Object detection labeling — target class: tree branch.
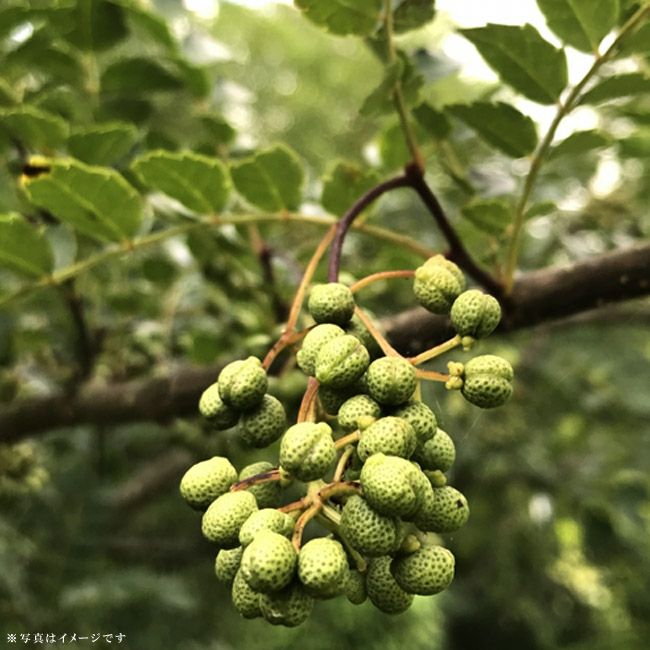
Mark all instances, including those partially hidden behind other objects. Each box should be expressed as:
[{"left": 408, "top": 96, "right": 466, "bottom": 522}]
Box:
[{"left": 2, "top": 243, "right": 649, "bottom": 441}]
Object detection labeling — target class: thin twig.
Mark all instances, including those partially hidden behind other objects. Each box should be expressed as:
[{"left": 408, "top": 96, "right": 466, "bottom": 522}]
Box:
[
  {"left": 409, "top": 334, "right": 462, "bottom": 366},
  {"left": 333, "top": 446, "right": 355, "bottom": 482},
  {"left": 297, "top": 377, "right": 319, "bottom": 423},
  {"left": 229, "top": 469, "right": 281, "bottom": 492},
  {"left": 404, "top": 163, "right": 505, "bottom": 298},
  {"left": 327, "top": 174, "right": 411, "bottom": 282},
  {"left": 415, "top": 369, "right": 450, "bottom": 383},
  {"left": 334, "top": 431, "right": 361, "bottom": 451},
  {"left": 292, "top": 501, "right": 322, "bottom": 551}
]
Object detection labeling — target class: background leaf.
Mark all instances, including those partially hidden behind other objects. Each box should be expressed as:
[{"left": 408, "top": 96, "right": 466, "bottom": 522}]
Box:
[
  {"left": 549, "top": 130, "right": 611, "bottom": 159},
  {"left": 360, "top": 55, "right": 422, "bottom": 116},
  {"left": 100, "top": 57, "right": 183, "bottom": 95},
  {"left": 294, "top": 0, "right": 383, "bottom": 36},
  {"left": 461, "top": 24, "right": 568, "bottom": 104},
  {"left": 393, "top": 0, "right": 436, "bottom": 34},
  {"left": 413, "top": 102, "right": 451, "bottom": 139},
  {"left": 68, "top": 123, "right": 139, "bottom": 166},
  {"left": 0, "top": 213, "right": 53, "bottom": 278},
  {"left": 133, "top": 150, "right": 230, "bottom": 214},
  {"left": 321, "top": 161, "right": 381, "bottom": 215},
  {"left": 447, "top": 102, "right": 538, "bottom": 157},
  {"left": 0, "top": 106, "right": 68, "bottom": 150},
  {"left": 461, "top": 198, "right": 512, "bottom": 235},
  {"left": 231, "top": 144, "right": 304, "bottom": 212},
  {"left": 579, "top": 73, "right": 650, "bottom": 104},
  {"left": 537, "top": 0, "right": 620, "bottom": 52},
  {"left": 24, "top": 159, "right": 143, "bottom": 243}
]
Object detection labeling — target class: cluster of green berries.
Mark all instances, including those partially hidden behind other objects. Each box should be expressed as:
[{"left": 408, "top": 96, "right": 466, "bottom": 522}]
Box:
[{"left": 180, "top": 257, "right": 513, "bottom": 626}]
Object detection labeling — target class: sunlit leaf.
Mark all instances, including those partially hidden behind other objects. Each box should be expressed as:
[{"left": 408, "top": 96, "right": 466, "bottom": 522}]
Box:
[
  {"left": 294, "top": 0, "right": 383, "bottom": 36},
  {"left": 133, "top": 150, "right": 230, "bottom": 213},
  {"left": 68, "top": 123, "right": 139, "bottom": 166},
  {"left": 548, "top": 130, "right": 611, "bottom": 159},
  {"left": 24, "top": 159, "right": 143, "bottom": 243},
  {"left": 231, "top": 144, "right": 304, "bottom": 212},
  {"left": 537, "top": 0, "right": 619, "bottom": 52},
  {"left": 0, "top": 105, "right": 68, "bottom": 150},
  {"left": 0, "top": 213, "right": 53, "bottom": 277},
  {"left": 447, "top": 102, "right": 538, "bottom": 157},
  {"left": 461, "top": 24, "right": 568, "bottom": 104}
]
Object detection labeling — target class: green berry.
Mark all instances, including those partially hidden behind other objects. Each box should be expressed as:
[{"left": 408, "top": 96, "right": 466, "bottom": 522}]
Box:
[
  {"left": 241, "top": 530, "right": 297, "bottom": 593},
  {"left": 232, "top": 569, "right": 262, "bottom": 619},
  {"left": 201, "top": 491, "right": 258, "bottom": 548},
  {"left": 391, "top": 400, "right": 437, "bottom": 444},
  {"left": 298, "top": 538, "right": 350, "bottom": 598},
  {"left": 218, "top": 356, "right": 268, "bottom": 410},
  {"left": 180, "top": 456, "right": 237, "bottom": 510},
  {"left": 338, "top": 394, "right": 381, "bottom": 433},
  {"left": 308, "top": 282, "right": 355, "bottom": 326},
  {"left": 344, "top": 570, "right": 367, "bottom": 605},
  {"left": 391, "top": 546, "right": 455, "bottom": 595},
  {"left": 415, "top": 485, "right": 470, "bottom": 533},
  {"left": 424, "top": 469, "right": 448, "bottom": 487},
  {"left": 296, "top": 324, "right": 345, "bottom": 376},
  {"left": 198, "top": 382, "right": 239, "bottom": 429},
  {"left": 357, "top": 416, "right": 417, "bottom": 461},
  {"left": 366, "top": 357, "right": 416, "bottom": 406},
  {"left": 360, "top": 454, "right": 425, "bottom": 518},
  {"left": 258, "top": 582, "right": 314, "bottom": 627},
  {"left": 413, "top": 255, "right": 465, "bottom": 314},
  {"left": 215, "top": 546, "right": 243, "bottom": 584},
  {"left": 366, "top": 556, "right": 414, "bottom": 614},
  {"left": 239, "top": 509, "right": 295, "bottom": 546},
  {"left": 340, "top": 495, "right": 400, "bottom": 556},
  {"left": 239, "top": 395, "right": 286, "bottom": 448},
  {"left": 238, "top": 462, "right": 281, "bottom": 508},
  {"left": 450, "top": 289, "right": 501, "bottom": 339},
  {"left": 413, "top": 428, "right": 456, "bottom": 471},
  {"left": 279, "top": 422, "right": 336, "bottom": 482},
  {"left": 318, "top": 377, "right": 367, "bottom": 415},
  {"left": 315, "top": 335, "right": 370, "bottom": 389},
  {"left": 461, "top": 355, "right": 513, "bottom": 409}
]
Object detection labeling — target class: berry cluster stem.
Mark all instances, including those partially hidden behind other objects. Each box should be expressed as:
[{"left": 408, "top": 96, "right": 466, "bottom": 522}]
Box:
[
  {"left": 297, "top": 378, "right": 319, "bottom": 423},
  {"left": 350, "top": 269, "right": 415, "bottom": 294},
  {"left": 333, "top": 445, "right": 356, "bottom": 482},
  {"left": 229, "top": 469, "right": 282, "bottom": 492},
  {"left": 416, "top": 369, "right": 450, "bottom": 383},
  {"left": 409, "top": 335, "right": 462, "bottom": 366},
  {"left": 353, "top": 306, "right": 401, "bottom": 357},
  {"left": 334, "top": 431, "right": 361, "bottom": 451}
]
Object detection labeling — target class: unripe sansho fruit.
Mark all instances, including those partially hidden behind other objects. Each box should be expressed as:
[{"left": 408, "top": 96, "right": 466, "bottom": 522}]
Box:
[
  {"left": 201, "top": 491, "right": 258, "bottom": 548},
  {"left": 357, "top": 416, "right": 417, "bottom": 461},
  {"left": 232, "top": 569, "right": 262, "bottom": 619},
  {"left": 279, "top": 422, "right": 336, "bottom": 482},
  {"left": 238, "top": 462, "right": 281, "bottom": 508},
  {"left": 298, "top": 538, "right": 350, "bottom": 598},
  {"left": 308, "top": 282, "right": 355, "bottom": 326},
  {"left": 315, "top": 335, "right": 370, "bottom": 389},
  {"left": 180, "top": 456, "right": 237, "bottom": 510},
  {"left": 450, "top": 289, "right": 501, "bottom": 339},
  {"left": 344, "top": 570, "right": 367, "bottom": 605},
  {"left": 340, "top": 495, "right": 400, "bottom": 556},
  {"left": 413, "top": 255, "right": 465, "bottom": 314},
  {"left": 239, "top": 508, "right": 295, "bottom": 546},
  {"left": 391, "top": 546, "right": 455, "bottom": 595},
  {"left": 360, "top": 454, "right": 424, "bottom": 518},
  {"left": 240, "top": 530, "right": 297, "bottom": 592},
  {"left": 239, "top": 394, "right": 286, "bottom": 447},
  {"left": 415, "top": 485, "right": 470, "bottom": 533},
  {"left": 366, "top": 356, "right": 416, "bottom": 406},
  {"left": 413, "top": 428, "right": 456, "bottom": 471},
  {"left": 199, "top": 382, "right": 239, "bottom": 429},
  {"left": 392, "top": 400, "right": 437, "bottom": 444},
  {"left": 215, "top": 546, "right": 243, "bottom": 584},
  {"left": 461, "top": 355, "right": 513, "bottom": 409},
  {"left": 218, "top": 356, "right": 268, "bottom": 410},
  {"left": 338, "top": 394, "right": 381, "bottom": 432},
  {"left": 258, "top": 583, "right": 314, "bottom": 627},
  {"left": 366, "top": 556, "right": 414, "bottom": 614},
  {"left": 296, "top": 324, "right": 345, "bottom": 376}
]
